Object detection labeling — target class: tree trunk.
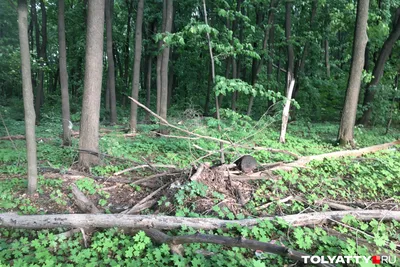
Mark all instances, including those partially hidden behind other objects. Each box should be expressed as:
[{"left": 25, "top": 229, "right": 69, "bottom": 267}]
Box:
[
  {"left": 292, "top": 0, "right": 317, "bottom": 99},
  {"left": 106, "top": 0, "right": 117, "bottom": 125},
  {"left": 123, "top": 0, "right": 133, "bottom": 96},
  {"left": 130, "top": 0, "right": 144, "bottom": 132},
  {"left": 279, "top": 0, "right": 295, "bottom": 144},
  {"left": 204, "top": 62, "right": 212, "bottom": 115},
  {"left": 338, "top": 0, "right": 369, "bottom": 147},
  {"left": 358, "top": 7, "right": 400, "bottom": 125},
  {"left": 78, "top": 0, "right": 105, "bottom": 169},
  {"left": 325, "top": 39, "right": 330, "bottom": 78},
  {"left": 145, "top": 55, "right": 152, "bottom": 122},
  {"left": 156, "top": 1, "right": 167, "bottom": 116},
  {"left": 247, "top": 0, "right": 278, "bottom": 116},
  {"left": 58, "top": 0, "right": 71, "bottom": 146},
  {"left": 18, "top": 0, "right": 38, "bottom": 194},
  {"left": 159, "top": 0, "right": 173, "bottom": 134},
  {"left": 34, "top": 0, "right": 47, "bottom": 124}
]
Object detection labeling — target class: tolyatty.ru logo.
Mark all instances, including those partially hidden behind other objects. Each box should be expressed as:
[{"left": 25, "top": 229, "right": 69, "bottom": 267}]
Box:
[{"left": 301, "top": 255, "right": 396, "bottom": 265}]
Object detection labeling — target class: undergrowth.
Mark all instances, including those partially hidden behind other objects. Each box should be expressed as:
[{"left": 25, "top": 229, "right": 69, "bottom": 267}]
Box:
[{"left": 0, "top": 115, "right": 399, "bottom": 266}]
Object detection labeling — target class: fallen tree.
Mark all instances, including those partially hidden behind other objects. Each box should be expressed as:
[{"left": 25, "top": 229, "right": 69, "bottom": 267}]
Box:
[
  {"left": 271, "top": 139, "right": 400, "bottom": 171},
  {"left": 1, "top": 210, "right": 398, "bottom": 230}
]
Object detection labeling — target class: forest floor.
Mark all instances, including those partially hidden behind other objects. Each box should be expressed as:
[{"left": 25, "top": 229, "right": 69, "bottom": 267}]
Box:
[{"left": 0, "top": 114, "right": 400, "bottom": 266}]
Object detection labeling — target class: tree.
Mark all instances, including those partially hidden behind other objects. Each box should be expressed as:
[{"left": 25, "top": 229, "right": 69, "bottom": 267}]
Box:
[
  {"left": 34, "top": 0, "right": 47, "bottom": 124},
  {"left": 159, "top": 0, "right": 173, "bottom": 133},
  {"left": 18, "top": 0, "right": 38, "bottom": 194},
  {"left": 58, "top": 0, "right": 71, "bottom": 146},
  {"left": 279, "top": 0, "right": 295, "bottom": 144},
  {"left": 358, "top": 7, "right": 400, "bottom": 125},
  {"left": 105, "top": 0, "right": 117, "bottom": 124},
  {"left": 79, "top": 0, "right": 105, "bottom": 169},
  {"left": 338, "top": 0, "right": 369, "bottom": 147},
  {"left": 130, "top": 0, "right": 144, "bottom": 132}
]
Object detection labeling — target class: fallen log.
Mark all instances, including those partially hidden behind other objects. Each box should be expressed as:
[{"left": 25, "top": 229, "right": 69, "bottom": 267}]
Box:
[
  {"left": 143, "top": 229, "right": 334, "bottom": 267},
  {"left": 271, "top": 139, "right": 400, "bottom": 171},
  {"left": 1, "top": 210, "right": 398, "bottom": 230}
]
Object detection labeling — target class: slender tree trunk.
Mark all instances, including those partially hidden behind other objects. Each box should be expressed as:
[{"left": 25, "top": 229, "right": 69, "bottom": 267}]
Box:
[
  {"left": 58, "top": 0, "right": 71, "bottom": 146},
  {"left": 105, "top": 77, "right": 110, "bottom": 111},
  {"left": 145, "top": 55, "right": 152, "bottom": 122},
  {"left": 292, "top": 0, "right": 317, "bottom": 99},
  {"left": 325, "top": 39, "right": 330, "bottom": 78},
  {"left": 79, "top": 0, "right": 105, "bottom": 169},
  {"left": 124, "top": 0, "right": 133, "bottom": 95},
  {"left": 358, "top": 7, "right": 400, "bottom": 125},
  {"left": 159, "top": 0, "right": 173, "bottom": 134},
  {"left": 130, "top": 0, "right": 144, "bottom": 132},
  {"left": 279, "top": 0, "right": 295, "bottom": 144},
  {"left": 18, "top": 0, "right": 38, "bottom": 194},
  {"left": 167, "top": 51, "right": 174, "bottom": 109},
  {"left": 247, "top": 0, "right": 278, "bottom": 115},
  {"left": 34, "top": 0, "right": 47, "bottom": 124},
  {"left": 338, "top": 0, "right": 369, "bottom": 147},
  {"left": 202, "top": 0, "right": 224, "bottom": 163},
  {"left": 204, "top": 62, "right": 212, "bottom": 115},
  {"left": 106, "top": 0, "right": 117, "bottom": 125},
  {"left": 156, "top": 1, "right": 167, "bottom": 116}
]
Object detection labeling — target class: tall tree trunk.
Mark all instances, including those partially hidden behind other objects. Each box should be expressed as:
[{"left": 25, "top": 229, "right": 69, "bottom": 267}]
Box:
[
  {"left": 124, "top": 0, "right": 133, "bottom": 97},
  {"left": 338, "top": 0, "right": 369, "bottom": 147},
  {"left": 79, "top": 0, "right": 105, "bottom": 169},
  {"left": 156, "top": 1, "right": 167, "bottom": 115},
  {"left": 204, "top": 62, "right": 212, "bottom": 115},
  {"left": 279, "top": 0, "right": 295, "bottom": 144},
  {"left": 167, "top": 50, "right": 174, "bottom": 109},
  {"left": 292, "top": 0, "right": 317, "bottom": 99},
  {"left": 34, "top": 0, "right": 47, "bottom": 124},
  {"left": 159, "top": 0, "right": 173, "bottom": 134},
  {"left": 202, "top": 0, "right": 224, "bottom": 163},
  {"left": 18, "top": 0, "right": 38, "bottom": 194},
  {"left": 106, "top": 0, "right": 117, "bottom": 124},
  {"left": 145, "top": 55, "right": 152, "bottom": 122},
  {"left": 130, "top": 0, "right": 144, "bottom": 132},
  {"left": 247, "top": 0, "right": 278, "bottom": 116},
  {"left": 58, "top": 0, "right": 71, "bottom": 146},
  {"left": 358, "top": 7, "right": 400, "bottom": 125},
  {"left": 324, "top": 39, "right": 330, "bottom": 78}
]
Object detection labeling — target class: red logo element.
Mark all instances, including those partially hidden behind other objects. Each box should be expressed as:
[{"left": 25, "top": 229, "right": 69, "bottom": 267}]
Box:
[{"left": 372, "top": 255, "right": 381, "bottom": 264}]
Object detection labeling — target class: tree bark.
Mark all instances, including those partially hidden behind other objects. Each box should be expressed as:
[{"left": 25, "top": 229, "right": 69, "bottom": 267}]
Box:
[
  {"left": 325, "top": 39, "right": 330, "bottom": 78},
  {"left": 292, "top": 0, "right": 317, "bottom": 99},
  {"left": 78, "top": 0, "right": 105, "bottom": 169},
  {"left": 106, "top": 0, "right": 117, "bottom": 125},
  {"left": 1, "top": 210, "right": 398, "bottom": 230},
  {"left": 34, "top": 0, "right": 47, "bottom": 124},
  {"left": 123, "top": 0, "right": 133, "bottom": 91},
  {"left": 58, "top": 0, "right": 71, "bottom": 146},
  {"left": 159, "top": 0, "right": 173, "bottom": 134},
  {"left": 18, "top": 0, "right": 38, "bottom": 194},
  {"left": 338, "top": 0, "right": 369, "bottom": 147},
  {"left": 279, "top": 80, "right": 295, "bottom": 143},
  {"left": 358, "top": 7, "right": 400, "bottom": 125},
  {"left": 247, "top": 0, "right": 278, "bottom": 115},
  {"left": 145, "top": 55, "right": 152, "bottom": 122},
  {"left": 129, "top": 0, "right": 144, "bottom": 132}
]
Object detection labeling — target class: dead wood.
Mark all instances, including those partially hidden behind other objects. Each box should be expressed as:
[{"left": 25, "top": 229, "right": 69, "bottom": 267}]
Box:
[
  {"left": 114, "top": 164, "right": 177, "bottom": 176},
  {"left": 1, "top": 210, "right": 399, "bottom": 230},
  {"left": 271, "top": 139, "right": 400, "bottom": 171},
  {"left": 142, "top": 229, "right": 333, "bottom": 267},
  {"left": 190, "top": 164, "right": 207, "bottom": 181},
  {"left": 71, "top": 184, "right": 101, "bottom": 214},
  {"left": 128, "top": 96, "right": 299, "bottom": 159},
  {"left": 123, "top": 182, "right": 172, "bottom": 214},
  {"left": 315, "top": 200, "right": 360, "bottom": 211}
]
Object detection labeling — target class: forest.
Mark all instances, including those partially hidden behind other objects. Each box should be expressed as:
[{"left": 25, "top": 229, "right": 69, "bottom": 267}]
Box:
[{"left": 0, "top": 0, "right": 400, "bottom": 266}]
